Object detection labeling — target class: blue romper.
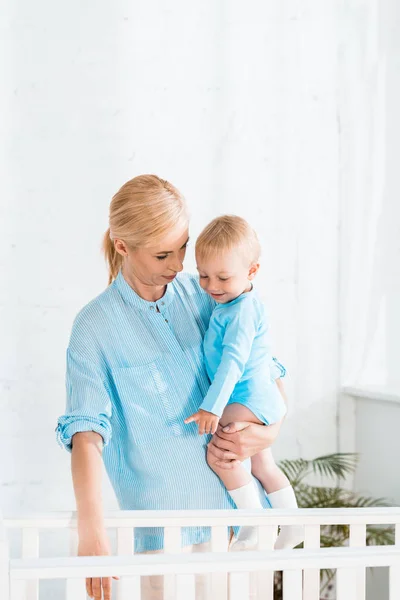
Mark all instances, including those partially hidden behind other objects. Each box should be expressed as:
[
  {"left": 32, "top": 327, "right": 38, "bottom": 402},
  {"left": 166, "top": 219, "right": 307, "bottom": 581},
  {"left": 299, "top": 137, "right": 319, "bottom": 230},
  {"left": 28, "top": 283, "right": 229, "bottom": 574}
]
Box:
[{"left": 200, "top": 288, "right": 287, "bottom": 425}]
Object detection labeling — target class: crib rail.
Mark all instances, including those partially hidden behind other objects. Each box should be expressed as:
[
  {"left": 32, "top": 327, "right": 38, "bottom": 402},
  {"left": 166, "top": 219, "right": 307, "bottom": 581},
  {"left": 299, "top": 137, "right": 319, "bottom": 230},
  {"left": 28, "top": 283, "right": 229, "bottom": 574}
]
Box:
[{"left": 1, "top": 508, "right": 400, "bottom": 600}]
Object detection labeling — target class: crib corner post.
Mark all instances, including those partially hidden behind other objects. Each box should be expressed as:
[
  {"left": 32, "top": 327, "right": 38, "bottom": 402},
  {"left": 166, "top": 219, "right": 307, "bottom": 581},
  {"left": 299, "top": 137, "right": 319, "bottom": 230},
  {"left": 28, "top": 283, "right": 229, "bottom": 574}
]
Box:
[{"left": 0, "top": 517, "right": 10, "bottom": 600}]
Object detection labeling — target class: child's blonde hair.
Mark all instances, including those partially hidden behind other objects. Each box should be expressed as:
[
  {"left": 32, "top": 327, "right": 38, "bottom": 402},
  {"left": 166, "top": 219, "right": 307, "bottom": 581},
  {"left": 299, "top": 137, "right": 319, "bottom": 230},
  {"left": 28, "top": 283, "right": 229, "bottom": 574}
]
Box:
[
  {"left": 102, "top": 174, "right": 188, "bottom": 284},
  {"left": 195, "top": 215, "right": 261, "bottom": 264}
]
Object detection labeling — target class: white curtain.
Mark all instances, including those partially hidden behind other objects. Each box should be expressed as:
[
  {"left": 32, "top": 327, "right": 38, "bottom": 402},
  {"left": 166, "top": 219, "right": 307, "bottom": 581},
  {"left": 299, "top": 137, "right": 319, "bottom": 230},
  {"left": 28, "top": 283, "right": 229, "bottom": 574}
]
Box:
[{"left": 339, "top": 0, "right": 400, "bottom": 394}]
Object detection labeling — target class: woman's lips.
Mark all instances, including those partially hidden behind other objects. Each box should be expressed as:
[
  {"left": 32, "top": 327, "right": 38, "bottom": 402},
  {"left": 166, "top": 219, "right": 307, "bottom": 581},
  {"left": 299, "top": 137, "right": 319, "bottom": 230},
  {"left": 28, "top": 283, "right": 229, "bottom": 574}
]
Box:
[{"left": 164, "top": 274, "right": 176, "bottom": 281}]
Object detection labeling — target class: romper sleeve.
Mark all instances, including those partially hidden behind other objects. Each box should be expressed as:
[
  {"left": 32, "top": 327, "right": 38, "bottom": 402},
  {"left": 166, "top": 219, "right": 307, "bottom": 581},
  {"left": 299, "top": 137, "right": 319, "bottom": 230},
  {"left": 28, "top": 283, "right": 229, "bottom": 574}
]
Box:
[
  {"left": 199, "top": 303, "right": 259, "bottom": 417},
  {"left": 56, "top": 347, "right": 112, "bottom": 453},
  {"left": 270, "top": 356, "right": 286, "bottom": 379}
]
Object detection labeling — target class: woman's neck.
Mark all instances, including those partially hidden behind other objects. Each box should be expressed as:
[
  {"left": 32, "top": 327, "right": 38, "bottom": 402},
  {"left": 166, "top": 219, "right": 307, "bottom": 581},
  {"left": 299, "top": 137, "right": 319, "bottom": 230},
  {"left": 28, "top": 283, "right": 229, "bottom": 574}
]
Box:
[{"left": 122, "top": 268, "right": 166, "bottom": 302}]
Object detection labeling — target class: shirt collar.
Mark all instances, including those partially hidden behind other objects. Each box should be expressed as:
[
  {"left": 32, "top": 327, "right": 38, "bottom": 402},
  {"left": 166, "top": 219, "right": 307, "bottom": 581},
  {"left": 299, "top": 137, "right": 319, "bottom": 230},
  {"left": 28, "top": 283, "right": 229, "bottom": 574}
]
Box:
[{"left": 113, "top": 270, "right": 175, "bottom": 311}]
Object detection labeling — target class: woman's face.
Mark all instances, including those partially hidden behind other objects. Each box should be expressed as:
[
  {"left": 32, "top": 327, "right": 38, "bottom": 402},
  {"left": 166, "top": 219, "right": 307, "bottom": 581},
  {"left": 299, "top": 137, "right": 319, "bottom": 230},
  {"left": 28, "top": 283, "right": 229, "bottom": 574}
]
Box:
[{"left": 116, "top": 227, "right": 190, "bottom": 288}]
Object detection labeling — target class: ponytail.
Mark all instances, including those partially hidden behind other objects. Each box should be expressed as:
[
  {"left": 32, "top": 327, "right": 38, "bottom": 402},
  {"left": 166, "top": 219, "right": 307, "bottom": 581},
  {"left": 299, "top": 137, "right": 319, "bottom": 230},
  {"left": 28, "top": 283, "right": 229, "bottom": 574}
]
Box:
[{"left": 102, "top": 228, "right": 122, "bottom": 285}]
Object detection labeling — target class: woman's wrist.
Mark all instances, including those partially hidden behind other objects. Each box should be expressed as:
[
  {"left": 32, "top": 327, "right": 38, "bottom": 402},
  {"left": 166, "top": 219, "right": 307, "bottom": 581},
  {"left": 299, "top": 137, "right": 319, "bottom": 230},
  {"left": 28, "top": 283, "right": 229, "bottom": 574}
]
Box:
[{"left": 77, "top": 510, "right": 105, "bottom": 537}]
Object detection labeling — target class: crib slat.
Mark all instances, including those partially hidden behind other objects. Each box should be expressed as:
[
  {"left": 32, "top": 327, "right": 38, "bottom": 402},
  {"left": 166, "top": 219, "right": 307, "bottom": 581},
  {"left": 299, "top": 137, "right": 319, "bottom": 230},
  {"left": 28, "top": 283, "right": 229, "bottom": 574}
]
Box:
[
  {"left": 303, "top": 524, "right": 320, "bottom": 600},
  {"left": 22, "top": 529, "right": 39, "bottom": 600},
  {"left": 67, "top": 529, "right": 87, "bottom": 599},
  {"left": 66, "top": 578, "right": 87, "bottom": 600},
  {"left": 25, "top": 576, "right": 38, "bottom": 598},
  {"left": 117, "top": 528, "right": 134, "bottom": 555},
  {"left": 164, "top": 526, "right": 181, "bottom": 552},
  {"left": 211, "top": 526, "right": 228, "bottom": 552},
  {"left": 117, "top": 528, "right": 135, "bottom": 600},
  {"left": 22, "top": 529, "right": 39, "bottom": 557},
  {"left": 283, "top": 569, "right": 302, "bottom": 600},
  {"left": 10, "top": 579, "right": 26, "bottom": 600},
  {"left": 349, "top": 523, "right": 366, "bottom": 600},
  {"left": 255, "top": 525, "right": 276, "bottom": 600},
  {"left": 229, "top": 572, "right": 250, "bottom": 600},
  {"left": 257, "top": 525, "right": 277, "bottom": 550},
  {"left": 163, "top": 527, "right": 181, "bottom": 600},
  {"left": 211, "top": 526, "right": 228, "bottom": 599},
  {"left": 118, "top": 576, "right": 141, "bottom": 600},
  {"left": 69, "top": 529, "right": 79, "bottom": 556},
  {"left": 390, "top": 525, "right": 400, "bottom": 600},
  {"left": 389, "top": 564, "right": 400, "bottom": 600},
  {"left": 337, "top": 568, "right": 357, "bottom": 600},
  {"left": 0, "top": 536, "right": 9, "bottom": 600},
  {"left": 176, "top": 573, "right": 195, "bottom": 600}
]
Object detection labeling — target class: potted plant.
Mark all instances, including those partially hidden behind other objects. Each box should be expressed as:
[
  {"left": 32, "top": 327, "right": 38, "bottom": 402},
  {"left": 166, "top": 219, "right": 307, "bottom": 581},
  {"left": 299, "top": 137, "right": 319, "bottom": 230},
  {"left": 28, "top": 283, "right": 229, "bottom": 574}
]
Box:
[{"left": 273, "top": 453, "right": 394, "bottom": 599}]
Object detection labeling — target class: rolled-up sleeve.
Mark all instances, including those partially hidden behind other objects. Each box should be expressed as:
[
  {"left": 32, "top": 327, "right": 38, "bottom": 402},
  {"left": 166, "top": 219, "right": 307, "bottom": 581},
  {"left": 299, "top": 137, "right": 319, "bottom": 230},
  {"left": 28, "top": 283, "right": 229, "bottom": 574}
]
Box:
[{"left": 56, "top": 348, "right": 112, "bottom": 453}]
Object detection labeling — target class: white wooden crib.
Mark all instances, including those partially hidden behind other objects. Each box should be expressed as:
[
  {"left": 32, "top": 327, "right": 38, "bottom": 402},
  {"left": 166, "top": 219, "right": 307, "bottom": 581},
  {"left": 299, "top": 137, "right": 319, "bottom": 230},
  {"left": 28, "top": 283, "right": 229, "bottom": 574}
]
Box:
[{"left": 1, "top": 508, "right": 400, "bottom": 599}]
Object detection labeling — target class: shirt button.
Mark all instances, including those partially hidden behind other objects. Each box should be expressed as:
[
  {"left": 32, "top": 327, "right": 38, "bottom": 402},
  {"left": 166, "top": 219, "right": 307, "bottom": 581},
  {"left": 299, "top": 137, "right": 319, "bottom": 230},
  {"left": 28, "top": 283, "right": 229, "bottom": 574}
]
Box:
[
  {"left": 165, "top": 319, "right": 169, "bottom": 323},
  {"left": 149, "top": 306, "right": 155, "bottom": 310},
  {"left": 161, "top": 302, "right": 165, "bottom": 306}
]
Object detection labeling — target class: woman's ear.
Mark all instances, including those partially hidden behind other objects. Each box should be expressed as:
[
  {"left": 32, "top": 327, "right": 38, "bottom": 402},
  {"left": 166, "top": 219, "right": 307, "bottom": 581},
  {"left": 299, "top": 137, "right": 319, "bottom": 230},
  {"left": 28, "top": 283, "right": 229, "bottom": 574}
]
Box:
[
  {"left": 114, "top": 238, "right": 129, "bottom": 257},
  {"left": 248, "top": 262, "right": 260, "bottom": 280}
]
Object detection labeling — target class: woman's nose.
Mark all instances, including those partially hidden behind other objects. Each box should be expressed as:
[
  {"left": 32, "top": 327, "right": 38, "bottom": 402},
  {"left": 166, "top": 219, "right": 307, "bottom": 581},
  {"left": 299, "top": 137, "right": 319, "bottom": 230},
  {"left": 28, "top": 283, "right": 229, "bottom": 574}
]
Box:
[{"left": 171, "top": 259, "right": 184, "bottom": 273}]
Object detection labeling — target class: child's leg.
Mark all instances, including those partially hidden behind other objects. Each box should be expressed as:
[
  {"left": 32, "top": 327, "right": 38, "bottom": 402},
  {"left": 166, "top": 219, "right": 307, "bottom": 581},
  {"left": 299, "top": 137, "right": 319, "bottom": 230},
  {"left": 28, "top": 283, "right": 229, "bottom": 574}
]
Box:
[
  {"left": 207, "top": 403, "right": 265, "bottom": 550},
  {"left": 251, "top": 449, "right": 304, "bottom": 549},
  {"left": 250, "top": 448, "right": 290, "bottom": 493}
]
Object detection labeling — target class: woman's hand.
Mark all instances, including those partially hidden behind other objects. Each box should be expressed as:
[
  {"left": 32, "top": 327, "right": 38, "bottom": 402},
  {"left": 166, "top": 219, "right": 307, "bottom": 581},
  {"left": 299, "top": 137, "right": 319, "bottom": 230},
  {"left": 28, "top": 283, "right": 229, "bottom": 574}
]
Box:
[
  {"left": 184, "top": 409, "right": 220, "bottom": 435},
  {"left": 78, "top": 526, "right": 119, "bottom": 600},
  {"left": 207, "top": 419, "right": 284, "bottom": 469},
  {"left": 207, "top": 377, "right": 288, "bottom": 468}
]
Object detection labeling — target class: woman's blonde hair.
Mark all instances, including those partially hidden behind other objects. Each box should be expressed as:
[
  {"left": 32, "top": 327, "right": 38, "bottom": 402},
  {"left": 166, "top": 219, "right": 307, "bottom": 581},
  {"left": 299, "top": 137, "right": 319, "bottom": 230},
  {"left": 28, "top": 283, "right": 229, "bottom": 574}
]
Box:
[
  {"left": 103, "top": 174, "right": 188, "bottom": 284},
  {"left": 195, "top": 215, "right": 261, "bottom": 264}
]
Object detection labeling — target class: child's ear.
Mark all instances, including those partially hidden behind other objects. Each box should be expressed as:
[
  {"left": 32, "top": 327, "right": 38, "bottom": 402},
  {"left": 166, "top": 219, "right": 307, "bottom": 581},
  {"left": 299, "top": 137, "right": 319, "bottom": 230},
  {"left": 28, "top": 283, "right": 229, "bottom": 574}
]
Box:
[{"left": 248, "top": 262, "right": 260, "bottom": 280}]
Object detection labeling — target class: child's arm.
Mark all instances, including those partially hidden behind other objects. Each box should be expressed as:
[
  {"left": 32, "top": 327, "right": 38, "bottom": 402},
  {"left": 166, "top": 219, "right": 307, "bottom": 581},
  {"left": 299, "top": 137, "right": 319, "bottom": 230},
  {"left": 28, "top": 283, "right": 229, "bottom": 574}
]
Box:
[
  {"left": 199, "top": 307, "right": 258, "bottom": 416},
  {"left": 185, "top": 307, "right": 257, "bottom": 434},
  {"left": 184, "top": 408, "right": 220, "bottom": 435},
  {"left": 185, "top": 303, "right": 259, "bottom": 436}
]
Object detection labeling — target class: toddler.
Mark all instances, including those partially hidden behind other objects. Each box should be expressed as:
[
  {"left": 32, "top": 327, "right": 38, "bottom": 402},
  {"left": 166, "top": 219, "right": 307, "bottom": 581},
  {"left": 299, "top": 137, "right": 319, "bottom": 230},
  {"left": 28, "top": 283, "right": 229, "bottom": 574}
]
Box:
[{"left": 185, "top": 215, "right": 303, "bottom": 550}]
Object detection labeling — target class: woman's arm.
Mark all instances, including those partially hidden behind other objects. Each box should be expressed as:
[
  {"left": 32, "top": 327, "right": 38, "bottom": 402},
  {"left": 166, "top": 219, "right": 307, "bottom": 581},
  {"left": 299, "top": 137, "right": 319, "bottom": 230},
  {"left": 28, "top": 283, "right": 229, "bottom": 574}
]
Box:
[
  {"left": 72, "top": 431, "right": 116, "bottom": 600},
  {"left": 71, "top": 431, "right": 105, "bottom": 535},
  {"left": 207, "top": 377, "right": 287, "bottom": 469}
]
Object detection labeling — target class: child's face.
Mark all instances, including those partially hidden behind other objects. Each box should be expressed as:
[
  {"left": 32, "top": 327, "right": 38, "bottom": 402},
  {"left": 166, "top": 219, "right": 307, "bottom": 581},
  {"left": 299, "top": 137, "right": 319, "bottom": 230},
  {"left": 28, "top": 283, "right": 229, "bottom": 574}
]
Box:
[{"left": 196, "top": 248, "right": 258, "bottom": 304}]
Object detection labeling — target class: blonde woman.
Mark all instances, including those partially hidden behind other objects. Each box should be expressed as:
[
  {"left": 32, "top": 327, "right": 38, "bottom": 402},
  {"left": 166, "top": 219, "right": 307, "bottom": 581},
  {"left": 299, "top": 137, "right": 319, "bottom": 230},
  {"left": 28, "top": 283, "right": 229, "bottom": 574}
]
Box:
[{"left": 56, "top": 175, "right": 287, "bottom": 600}]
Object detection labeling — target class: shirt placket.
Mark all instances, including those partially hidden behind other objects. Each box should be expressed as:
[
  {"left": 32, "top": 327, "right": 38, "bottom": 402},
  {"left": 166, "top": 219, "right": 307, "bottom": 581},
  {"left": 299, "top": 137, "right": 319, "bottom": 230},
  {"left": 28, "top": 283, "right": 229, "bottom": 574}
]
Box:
[{"left": 146, "top": 301, "right": 188, "bottom": 435}]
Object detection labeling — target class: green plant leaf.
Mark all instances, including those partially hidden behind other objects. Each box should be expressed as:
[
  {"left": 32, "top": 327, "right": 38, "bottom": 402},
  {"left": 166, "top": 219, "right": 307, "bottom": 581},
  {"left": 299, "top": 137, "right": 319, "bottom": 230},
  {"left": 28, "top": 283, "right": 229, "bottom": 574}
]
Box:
[
  {"left": 278, "top": 458, "right": 310, "bottom": 485},
  {"left": 309, "top": 453, "right": 358, "bottom": 479},
  {"left": 366, "top": 526, "right": 395, "bottom": 546},
  {"left": 279, "top": 453, "right": 358, "bottom": 486}
]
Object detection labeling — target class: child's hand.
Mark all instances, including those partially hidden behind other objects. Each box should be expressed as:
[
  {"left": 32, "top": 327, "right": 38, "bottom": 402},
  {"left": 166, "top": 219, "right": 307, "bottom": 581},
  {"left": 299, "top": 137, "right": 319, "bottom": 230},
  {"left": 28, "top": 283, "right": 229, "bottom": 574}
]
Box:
[{"left": 184, "top": 409, "right": 220, "bottom": 435}]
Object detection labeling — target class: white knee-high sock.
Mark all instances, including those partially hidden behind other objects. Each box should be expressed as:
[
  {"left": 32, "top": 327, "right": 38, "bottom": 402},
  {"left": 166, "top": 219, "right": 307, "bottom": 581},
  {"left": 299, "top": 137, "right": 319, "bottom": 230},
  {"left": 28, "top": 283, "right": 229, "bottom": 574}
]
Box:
[
  {"left": 228, "top": 482, "right": 263, "bottom": 550},
  {"left": 268, "top": 486, "right": 304, "bottom": 549},
  {"left": 228, "top": 481, "right": 264, "bottom": 509}
]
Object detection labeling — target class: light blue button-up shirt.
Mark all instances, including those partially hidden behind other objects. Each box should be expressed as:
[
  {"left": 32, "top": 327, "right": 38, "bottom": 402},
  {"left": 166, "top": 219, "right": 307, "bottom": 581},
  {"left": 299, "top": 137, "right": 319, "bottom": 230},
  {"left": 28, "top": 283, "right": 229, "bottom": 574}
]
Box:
[
  {"left": 56, "top": 271, "right": 286, "bottom": 552},
  {"left": 200, "top": 288, "right": 287, "bottom": 424}
]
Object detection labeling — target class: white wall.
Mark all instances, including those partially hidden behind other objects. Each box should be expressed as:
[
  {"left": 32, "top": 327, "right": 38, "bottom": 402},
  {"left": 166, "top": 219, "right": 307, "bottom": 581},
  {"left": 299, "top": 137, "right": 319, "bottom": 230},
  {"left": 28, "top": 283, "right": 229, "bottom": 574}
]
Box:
[{"left": 1, "top": 0, "right": 340, "bottom": 527}]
